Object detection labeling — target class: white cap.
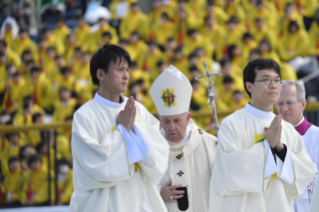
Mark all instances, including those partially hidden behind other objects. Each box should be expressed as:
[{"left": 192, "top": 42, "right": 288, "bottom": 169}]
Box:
[{"left": 150, "top": 65, "right": 193, "bottom": 116}]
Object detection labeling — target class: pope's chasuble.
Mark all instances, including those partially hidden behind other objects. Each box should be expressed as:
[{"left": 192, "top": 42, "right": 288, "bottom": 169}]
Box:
[
  {"left": 159, "top": 122, "right": 217, "bottom": 212},
  {"left": 208, "top": 103, "right": 317, "bottom": 212},
  {"left": 69, "top": 93, "right": 169, "bottom": 212},
  {"left": 293, "top": 117, "right": 319, "bottom": 212}
]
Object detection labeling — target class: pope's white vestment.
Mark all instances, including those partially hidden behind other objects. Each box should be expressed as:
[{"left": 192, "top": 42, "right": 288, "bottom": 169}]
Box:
[
  {"left": 69, "top": 93, "right": 169, "bottom": 212},
  {"left": 159, "top": 122, "right": 217, "bottom": 212},
  {"left": 208, "top": 103, "right": 318, "bottom": 212}
]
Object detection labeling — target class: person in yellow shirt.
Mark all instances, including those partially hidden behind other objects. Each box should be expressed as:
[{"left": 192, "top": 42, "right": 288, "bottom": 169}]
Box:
[
  {"left": 277, "top": 3, "right": 305, "bottom": 38},
  {"left": 68, "top": 47, "right": 82, "bottom": 71},
  {"left": 64, "top": 33, "right": 78, "bottom": 63},
  {"left": 120, "top": 3, "right": 149, "bottom": 40},
  {"left": 184, "top": 29, "right": 213, "bottom": 59},
  {"left": 172, "top": 47, "right": 190, "bottom": 78},
  {"left": 129, "top": 61, "right": 151, "bottom": 89},
  {"left": 22, "top": 67, "right": 53, "bottom": 111},
  {"left": 12, "top": 28, "right": 38, "bottom": 59},
  {"left": 230, "top": 89, "right": 248, "bottom": 110},
  {"left": 42, "top": 46, "right": 58, "bottom": 83},
  {"left": 19, "top": 50, "right": 33, "bottom": 77},
  {"left": 35, "top": 140, "right": 55, "bottom": 172},
  {"left": 279, "top": 20, "right": 310, "bottom": 61},
  {"left": 205, "top": 3, "right": 229, "bottom": 26},
  {"left": 91, "top": 18, "right": 118, "bottom": 46},
  {"left": 26, "top": 154, "right": 51, "bottom": 205},
  {"left": 228, "top": 44, "right": 246, "bottom": 70},
  {"left": 53, "top": 88, "right": 77, "bottom": 124},
  {"left": 251, "top": 17, "right": 277, "bottom": 51},
  {"left": 224, "top": 0, "right": 247, "bottom": 26},
  {"left": 1, "top": 157, "right": 28, "bottom": 207},
  {"left": 148, "top": 0, "right": 166, "bottom": 27},
  {"left": 239, "top": 32, "right": 258, "bottom": 60},
  {"left": 75, "top": 16, "right": 91, "bottom": 45},
  {"left": 187, "top": 0, "right": 207, "bottom": 27},
  {"left": 151, "top": 12, "right": 176, "bottom": 48},
  {"left": 224, "top": 16, "right": 246, "bottom": 48},
  {"left": 57, "top": 158, "right": 73, "bottom": 205},
  {"left": 19, "top": 144, "right": 36, "bottom": 171},
  {"left": 36, "top": 37, "right": 47, "bottom": 65},
  {"left": 2, "top": 72, "right": 25, "bottom": 113},
  {"left": 77, "top": 51, "right": 91, "bottom": 80},
  {"left": 13, "top": 101, "right": 34, "bottom": 126},
  {"left": 126, "top": 32, "right": 148, "bottom": 68},
  {"left": 41, "top": 27, "right": 65, "bottom": 55},
  {"left": 219, "top": 76, "right": 240, "bottom": 107},
  {"left": 0, "top": 40, "right": 21, "bottom": 68},
  {"left": 0, "top": 51, "right": 7, "bottom": 96},
  {"left": 199, "top": 15, "right": 226, "bottom": 61},
  {"left": 1, "top": 133, "right": 21, "bottom": 175},
  {"left": 308, "top": 12, "right": 319, "bottom": 56},
  {"left": 163, "top": 38, "right": 178, "bottom": 64},
  {"left": 150, "top": 60, "right": 167, "bottom": 83},
  {"left": 296, "top": 0, "right": 317, "bottom": 30},
  {"left": 142, "top": 41, "right": 163, "bottom": 72},
  {"left": 53, "top": 16, "right": 71, "bottom": 45},
  {"left": 248, "top": 0, "right": 278, "bottom": 32}
]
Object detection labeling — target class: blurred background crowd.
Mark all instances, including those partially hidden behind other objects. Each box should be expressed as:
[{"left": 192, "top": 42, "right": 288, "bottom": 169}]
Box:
[{"left": 0, "top": 0, "right": 319, "bottom": 208}]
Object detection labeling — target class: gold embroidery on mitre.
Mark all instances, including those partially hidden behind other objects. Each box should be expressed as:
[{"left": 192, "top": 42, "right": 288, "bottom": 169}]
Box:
[
  {"left": 252, "top": 134, "right": 265, "bottom": 146},
  {"left": 161, "top": 88, "right": 177, "bottom": 108}
]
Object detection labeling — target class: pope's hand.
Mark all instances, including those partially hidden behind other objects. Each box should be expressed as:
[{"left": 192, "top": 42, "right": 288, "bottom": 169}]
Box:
[
  {"left": 264, "top": 115, "right": 282, "bottom": 148},
  {"left": 117, "top": 96, "right": 136, "bottom": 131},
  {"left": 160, "top": 181, "right": 184, "bottom": 202}
]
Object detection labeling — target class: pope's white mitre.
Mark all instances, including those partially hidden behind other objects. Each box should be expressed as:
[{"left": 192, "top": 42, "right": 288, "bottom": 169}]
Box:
[{"left": 150, "top": 65, "right": 193, "bottom": 116}]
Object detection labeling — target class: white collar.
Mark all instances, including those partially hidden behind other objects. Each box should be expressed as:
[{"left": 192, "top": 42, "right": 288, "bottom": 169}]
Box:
[
  {"left": 93, "top": 93, "right": 126, "bottom": 109},
  {"left": 164, "top": 123, "right": 192, "bottom": 146},
  {"left": 242, "top": 103, "right": 274, "bottom": 121},
  {"left": 294, "top": 117, "right": 304, "bottom": 127}
]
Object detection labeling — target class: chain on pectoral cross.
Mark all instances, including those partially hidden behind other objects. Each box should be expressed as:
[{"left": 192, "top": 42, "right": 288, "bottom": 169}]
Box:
[{"left": 195, "top": 61, "right": 222, "bottom": 134}]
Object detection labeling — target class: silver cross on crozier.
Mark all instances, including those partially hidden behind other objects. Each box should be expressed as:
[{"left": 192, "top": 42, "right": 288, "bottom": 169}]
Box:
[{"left": 195, "top": 61, "right": 222, "bottom": 135}]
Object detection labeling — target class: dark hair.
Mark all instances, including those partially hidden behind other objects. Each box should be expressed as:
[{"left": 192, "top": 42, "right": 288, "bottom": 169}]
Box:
[
  {"left": 220, "top": 57, "right": 231, "bottom": 68},
  {"left": 190, "top": 79, "right": 199, "bottom": 85},
  {"left": 41, "top": 27, "right": 51, "bottom": 35},
  {"left": 102, "top": 32, "right": 112, "bottom": 38},
  {"left": 22, "top": 49, "right": 32, "bottom": 56},
  {"left": 46, "top": 46, "right": 56, "bottom": 53},
  {"left": 288, "top": 20, "right": 299, "bottom": 32},
  {"left": 161, "top": 12, "right": 169, "bottom": 20},
  {"left": 24, "top": 95, "right": 34, "bottom": 104},
  {"left": 188, "top": 53, "right": 198, "bottom": 61},
  {"left": 60, "top": 66, "right": 71, "bottom": 74},
  {"left": 233, "top": 90, "right": 242, "bottom": 96},
  {"left": 55, "top": 55, "right": 63, "bottom": 60},
  {"left": 0, "top": 40, "right": 7, "bottom": 47},
  {"left": 27, "top": 154, "right": 42, "bottom": 167},
  {"left": 249, "top": 49, "right": 261, "bottom": 58},
  {"left": 19, "top": 28, "right": 28, "bottom": 34},
  {"left": 0, "top": 109, "right": 9, "bottom": 116},
  {"left": 189, "top": 65, "right": 199, "bottom": 72},
  {"left": 37, "top": 37, "right": 45, "bottom": 43},
  {"left": 32, "top": 113, "right": 43, "bottom": 123},
  {"left": 228, "top": 45, "right": 238, "bottom": 60},
  {"left": 12, "top": 72, "right": 20, "bottom": 78},
  {"left": 19, "top": 144, "right": 34, "bottom": 159},
  {"left": 259, "top": 38, "right": 272, "bottom": 51},
  {"left": 223, "top": 76, "right": 234, "bottom": 84},
  {"left": 74, "top": 47, "right": 81, "bottom": 52},
  {"left": 0, "top": 51, "right": 5, "bottom": 57},
  {"left": 227, "top": 16, "right": 238, "bottom": 24},
  {"left": 57, "top": 158, "right": 70, "bottom": 167},
  {"left": 243, "top": 32, "right": 253, "bottom": 40},
  {"left": 30, "top": 67, "right": 41, "bottom": 74},
  {"left": 131, "top": 61, "right": 138, "bottom": 67},
  {"left": 36, "top": 140, "right": 47, "bottom": 153},
  {"left": 136, "top": 79, "right": 144, "bottom": 85},
  {"left": 56, "top": 16, "right": 66, "bottom": 23},
  {"left": 131, "top": 2, "right": 139, "bottom": 7},
  {"left": 187, "top": 29, "right": 197, "bottom": 36},
  {"left": 243, "top": 58, "right": 281, "bottom": 98},
  {"left": 157, "top": 60, "right": 164, "bottom": 67},
  {"left": 8, "top": 157, "right": 20, "bottom": 166},
  {"left": 119, "top": 39, "right": 129, "bottom": 45},
  {"left": 90, "top": 44, "right": 131, "bottom": 86}
]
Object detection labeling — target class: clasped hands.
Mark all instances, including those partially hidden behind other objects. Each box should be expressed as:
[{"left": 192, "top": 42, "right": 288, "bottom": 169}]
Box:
[{"left": 264, "top": 115, "right": 285, "bottom": 152}]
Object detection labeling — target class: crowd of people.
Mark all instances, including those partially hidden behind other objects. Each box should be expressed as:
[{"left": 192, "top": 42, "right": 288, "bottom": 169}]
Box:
[{"left": 0, "top": 0, "right": 319, "bottom": 208}]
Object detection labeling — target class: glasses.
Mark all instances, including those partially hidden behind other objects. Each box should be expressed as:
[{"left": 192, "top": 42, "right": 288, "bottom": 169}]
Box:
[
  {"left": 276, "top": 101, "right": 300, "bottom": 107},
  {"left": 254, "top": 79, "right": 282, "bottom": 85}
]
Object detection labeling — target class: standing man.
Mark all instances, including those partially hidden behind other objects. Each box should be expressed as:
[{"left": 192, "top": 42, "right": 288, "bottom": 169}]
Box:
[
  {"left": 150, "top": 65, "right": 217, "bottom": 212},
  {"left": 276, "top": 80, "right": 319, "bottom": 212},
  {"left": 208, "top": 58, "right": 317, "bottom": 212},
  {"left": 69, "top": 44, "right": 169, "bottom": 212}
]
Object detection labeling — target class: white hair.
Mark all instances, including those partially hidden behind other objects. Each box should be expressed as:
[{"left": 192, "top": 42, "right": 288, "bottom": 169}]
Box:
[{"left": 281, "top": 80, "right": 305, "bottom": 102}]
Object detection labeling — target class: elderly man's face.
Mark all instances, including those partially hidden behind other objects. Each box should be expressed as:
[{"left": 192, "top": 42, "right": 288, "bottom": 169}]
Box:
[
  {"left": 276, "top": 84, "right": 306, "bottom": 125},
  {"left": 160, "top": 113, "right": 191, "bottom": 142}
]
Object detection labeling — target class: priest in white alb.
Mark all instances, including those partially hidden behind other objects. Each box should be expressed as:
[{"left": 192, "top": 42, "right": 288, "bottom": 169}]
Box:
[
  {"left": 69, "top": 44, "right": 169, "bottom": 212},
  {"left": 208, "top": 58, "right": 317, "bottom": 212},
  {"left": 150, "top": 65, "right": 217, "bottom": 212},
  {"left": 276, "top": 80, "right": 319, "bottom": 212}
]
